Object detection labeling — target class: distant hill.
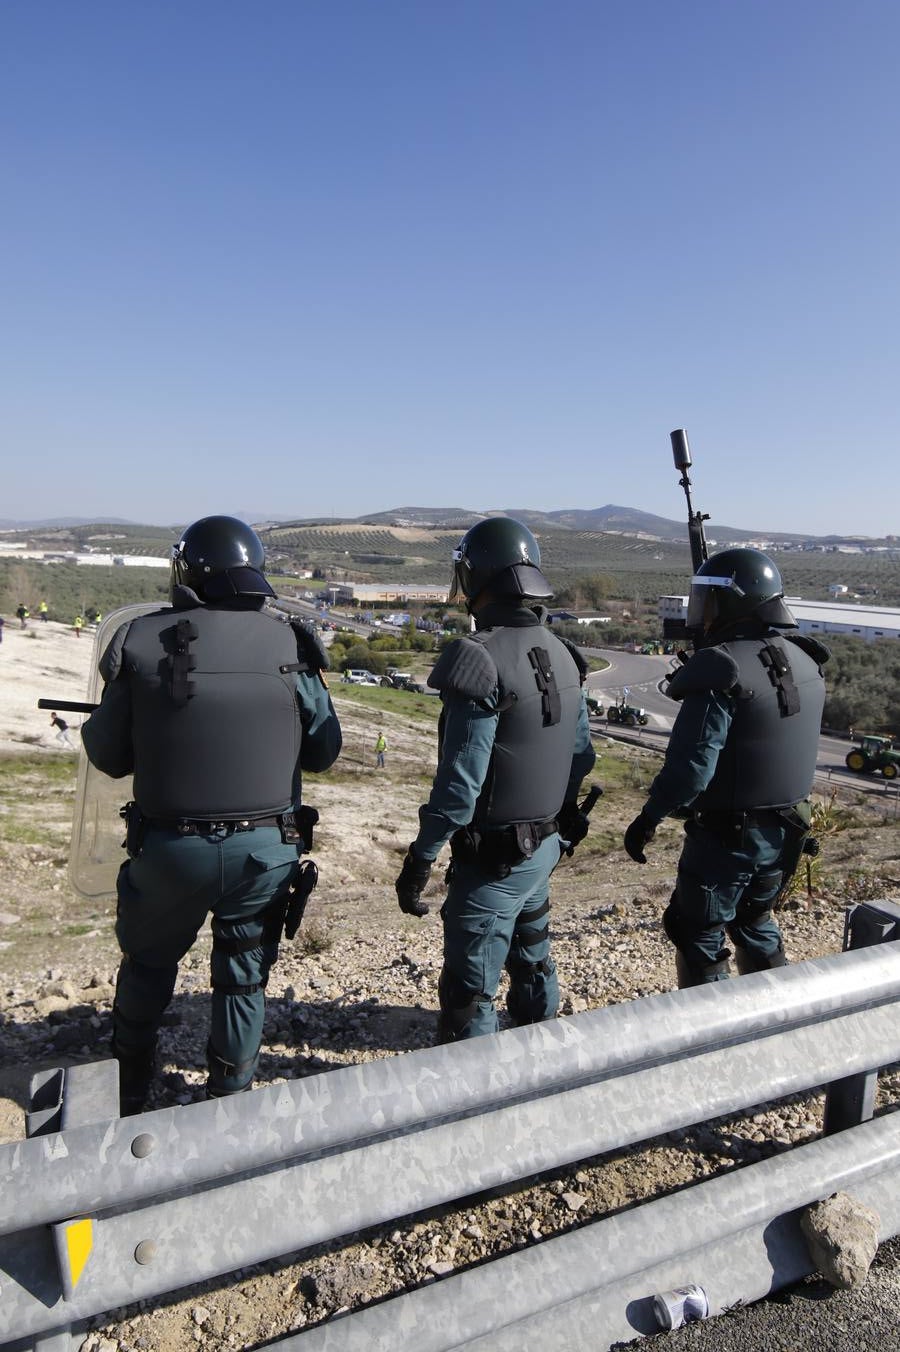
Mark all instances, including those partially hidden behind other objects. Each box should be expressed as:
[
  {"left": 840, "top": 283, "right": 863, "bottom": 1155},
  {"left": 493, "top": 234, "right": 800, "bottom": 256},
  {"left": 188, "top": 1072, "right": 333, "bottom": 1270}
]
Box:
[
  {"left": 1, "top": 507, "right": 890, "bottom": 548},
  {"left": 357, "top": 504, "right": 814, "bottom": 545},
  {"left": 0, "top": 516, "right": 140, "bottom": 530}
]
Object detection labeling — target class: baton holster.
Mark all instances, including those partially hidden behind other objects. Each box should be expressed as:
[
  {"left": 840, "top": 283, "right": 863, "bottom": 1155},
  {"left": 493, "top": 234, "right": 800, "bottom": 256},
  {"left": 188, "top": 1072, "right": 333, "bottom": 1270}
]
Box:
[
  {"left": 284, "top": 860, "right": 319, "bottom": 940},
  {"left": 119, "top": 801, "right": 146, "bottom": 859}
]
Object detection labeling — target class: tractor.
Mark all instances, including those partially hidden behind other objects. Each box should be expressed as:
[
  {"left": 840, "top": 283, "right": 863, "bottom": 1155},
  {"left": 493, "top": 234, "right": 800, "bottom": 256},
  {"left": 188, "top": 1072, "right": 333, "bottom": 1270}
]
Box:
[
  {"left": 845, "top": 734, "right": 900, "bottom": 779},
  {"left": 606, "top": 697, "right": 648, "bottom": 728}
]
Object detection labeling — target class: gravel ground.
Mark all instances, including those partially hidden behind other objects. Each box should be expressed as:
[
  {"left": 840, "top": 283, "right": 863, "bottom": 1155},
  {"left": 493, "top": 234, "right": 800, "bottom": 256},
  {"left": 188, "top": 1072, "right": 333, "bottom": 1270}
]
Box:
[{"left": 1, "top": 616, "right": 899, "bottom": 1351}]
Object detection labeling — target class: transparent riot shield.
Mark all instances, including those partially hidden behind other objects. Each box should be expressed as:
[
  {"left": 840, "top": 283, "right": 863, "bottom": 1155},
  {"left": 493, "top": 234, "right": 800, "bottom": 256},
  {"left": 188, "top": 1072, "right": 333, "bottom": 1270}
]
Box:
[{"left": 69, "top": 602, "right": 170, "bottom": 899}]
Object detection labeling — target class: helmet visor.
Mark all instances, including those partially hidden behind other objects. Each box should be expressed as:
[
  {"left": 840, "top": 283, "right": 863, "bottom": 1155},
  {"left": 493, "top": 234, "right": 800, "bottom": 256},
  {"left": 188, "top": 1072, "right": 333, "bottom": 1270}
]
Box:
[
  {"left": 686, "top": 572, "right": 745, "bottom": 629},
  {"left": 447, "top": 545, "right": 469, "bottom": 605}
]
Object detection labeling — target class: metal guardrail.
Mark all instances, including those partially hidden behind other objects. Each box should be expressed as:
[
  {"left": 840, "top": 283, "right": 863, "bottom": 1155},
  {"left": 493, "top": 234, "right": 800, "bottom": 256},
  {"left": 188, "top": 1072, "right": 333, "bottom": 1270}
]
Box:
[{"left": 2, "top": 903, "right": 899, "bottom": 1351}]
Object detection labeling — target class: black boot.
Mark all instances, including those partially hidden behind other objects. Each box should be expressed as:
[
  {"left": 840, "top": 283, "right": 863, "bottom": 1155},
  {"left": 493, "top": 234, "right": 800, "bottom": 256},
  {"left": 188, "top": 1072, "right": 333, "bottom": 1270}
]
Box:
[{"left": 112, "top": 1040, "right": 156, "bottom": 1116}]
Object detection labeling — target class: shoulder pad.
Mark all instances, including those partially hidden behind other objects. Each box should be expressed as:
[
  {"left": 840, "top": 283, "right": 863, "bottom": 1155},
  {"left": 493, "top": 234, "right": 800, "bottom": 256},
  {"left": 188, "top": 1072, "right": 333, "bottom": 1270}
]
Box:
[
  {"left": 428, "top": 636, "right": 498, "bottom": 700},
  {"left": 98, "top": 622, "right": 133, "bottom": 683},
  {"left": 784, "top": 632, "right": 830, "bottom": 667},
  {"left": 290, "top": 618, "right": 330, "bottom": 672},
  {"left": 556, "top": 636, "right": 588, "bottom": 684},
  {"left": 666, "top": 645, "right": 740, "bottom": 701}
]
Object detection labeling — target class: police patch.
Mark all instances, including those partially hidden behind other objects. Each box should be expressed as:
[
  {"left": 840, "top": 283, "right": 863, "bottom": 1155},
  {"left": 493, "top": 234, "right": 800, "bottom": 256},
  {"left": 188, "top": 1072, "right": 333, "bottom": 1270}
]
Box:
[
  {"left": 666, "top": 645, "right": 740, "bottom": 701},
  {"left": 428, "top": 636, "right": 499, "bottom": 700}
]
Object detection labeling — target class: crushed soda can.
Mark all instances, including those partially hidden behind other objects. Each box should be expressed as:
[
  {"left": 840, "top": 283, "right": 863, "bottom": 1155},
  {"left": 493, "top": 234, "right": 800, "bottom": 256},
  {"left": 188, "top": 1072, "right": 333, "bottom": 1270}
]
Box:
[{"left": 652, "top": 1283, "right": 709, "bottom": 1330}]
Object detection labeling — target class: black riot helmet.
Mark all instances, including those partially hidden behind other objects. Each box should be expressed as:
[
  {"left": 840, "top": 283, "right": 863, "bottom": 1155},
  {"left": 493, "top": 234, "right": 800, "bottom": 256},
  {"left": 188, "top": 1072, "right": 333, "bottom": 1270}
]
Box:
[
  {"left": 686, "top": 548, "right": 796, "bottom": 635},
  {"left": 171, "top": 515, "right": 276, "bottom": 601},
  {"left": 447, "top": 517, "right": 553, "bottom": 608}
]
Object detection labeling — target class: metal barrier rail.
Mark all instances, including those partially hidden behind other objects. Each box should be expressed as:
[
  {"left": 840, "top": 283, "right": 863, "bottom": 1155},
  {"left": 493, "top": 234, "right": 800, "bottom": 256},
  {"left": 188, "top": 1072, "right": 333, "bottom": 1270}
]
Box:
[{"left": 2, "top": 904, "right": 899, "bottom": 1350}]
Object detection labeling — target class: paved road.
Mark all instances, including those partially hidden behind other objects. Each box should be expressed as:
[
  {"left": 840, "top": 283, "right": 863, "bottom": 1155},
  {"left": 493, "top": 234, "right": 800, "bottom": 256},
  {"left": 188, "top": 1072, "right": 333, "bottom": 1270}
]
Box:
[
  {"left": 585, "top": 649, "right": 900, "bottom": 804},
  {"left": 636, "top": 1233, "right": 900, "bottom": 1351}
]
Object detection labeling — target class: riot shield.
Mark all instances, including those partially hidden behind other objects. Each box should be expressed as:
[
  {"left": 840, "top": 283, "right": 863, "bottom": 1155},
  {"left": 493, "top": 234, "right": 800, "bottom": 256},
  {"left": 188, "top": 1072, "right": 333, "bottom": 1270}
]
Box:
[{"left": 68, "top": 602, "right": 170, "bottom": 899}]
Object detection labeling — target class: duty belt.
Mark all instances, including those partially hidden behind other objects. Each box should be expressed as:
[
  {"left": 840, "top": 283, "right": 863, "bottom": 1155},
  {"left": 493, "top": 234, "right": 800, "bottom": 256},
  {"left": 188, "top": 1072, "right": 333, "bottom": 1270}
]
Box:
[
  {"left": 143, "top": 814, "right": 289, "bottom": 836},
  {"left": 451, "top": 817, "right": 559, "bottom": 879},
  {"left": 692, "top": 805, "right": 797, "bottom": 840}
]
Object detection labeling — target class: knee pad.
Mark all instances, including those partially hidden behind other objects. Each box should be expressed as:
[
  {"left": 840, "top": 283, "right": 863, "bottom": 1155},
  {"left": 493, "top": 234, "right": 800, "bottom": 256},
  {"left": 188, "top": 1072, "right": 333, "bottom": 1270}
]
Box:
[
  {"left": 662, "top": 896, "right": 689, "bottom": 948},
  {"left": 437, "top": 970, "right": 492, "bottom": 1042},
  {"left": 211, "top": 914, "right": 276, "bottom": 996},
  {"left": 512, "top": 898, "right": 551, "bottom": 951},
  {"left": 735, "top": 871, "right": 784, "bottom": 927}
]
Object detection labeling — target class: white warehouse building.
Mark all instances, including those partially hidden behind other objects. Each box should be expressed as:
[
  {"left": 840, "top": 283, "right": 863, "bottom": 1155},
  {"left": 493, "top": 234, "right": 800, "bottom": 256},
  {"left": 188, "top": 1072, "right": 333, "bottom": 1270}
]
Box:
[{"left": 658, "top": 595, "right": 900, "bottom": 643}]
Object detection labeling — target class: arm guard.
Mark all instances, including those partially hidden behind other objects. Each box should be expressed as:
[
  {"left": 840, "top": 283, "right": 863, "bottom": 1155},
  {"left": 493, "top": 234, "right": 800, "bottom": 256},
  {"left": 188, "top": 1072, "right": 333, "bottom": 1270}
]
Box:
[
  {"left": 98, "top": 622, "right": 133, "bottom": 684},
  {"left": 785, "top": 633, "right": 831, "bottom": 669},
  {"left": 557, "top": 636, "right": 589, "bottom": 685},
  {"left": 665, "top": 645, "right": 740, "bottom": 702},
  {"left": 289, "top": 618, "right": 330, "bottom": 673},
  {"left": 428, "top": 637, "right": 498, "bottom": 702}
]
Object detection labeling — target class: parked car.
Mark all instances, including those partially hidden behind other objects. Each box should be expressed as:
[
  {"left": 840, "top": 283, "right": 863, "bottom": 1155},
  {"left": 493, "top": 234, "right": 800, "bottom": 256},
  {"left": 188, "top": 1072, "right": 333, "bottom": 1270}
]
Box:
[{"left": 342, "top": 669, "right": 380, "bottom": 685}]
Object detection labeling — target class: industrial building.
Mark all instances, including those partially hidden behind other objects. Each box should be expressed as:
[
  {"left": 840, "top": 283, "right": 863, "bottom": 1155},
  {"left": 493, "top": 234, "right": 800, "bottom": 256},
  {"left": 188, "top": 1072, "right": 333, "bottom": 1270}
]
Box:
[
  {"left": 658, "top": 595, "right": 900, "bottom": 642},
  {"left": 325, "top": 582, "right": 449, "bottom": 606}
]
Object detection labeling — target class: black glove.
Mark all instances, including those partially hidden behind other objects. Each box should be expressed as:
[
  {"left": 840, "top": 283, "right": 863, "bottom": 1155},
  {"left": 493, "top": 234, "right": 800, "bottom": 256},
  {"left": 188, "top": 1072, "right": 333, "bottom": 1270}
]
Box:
[
  {"left": 624, "top": 811, "right": 656, "bottom": 863},
  {"left": 557, "top": 799, "right": 590, "bottom": 857},
  {"left": 395, "top": 844, "right": 433, "bottom": 917}
]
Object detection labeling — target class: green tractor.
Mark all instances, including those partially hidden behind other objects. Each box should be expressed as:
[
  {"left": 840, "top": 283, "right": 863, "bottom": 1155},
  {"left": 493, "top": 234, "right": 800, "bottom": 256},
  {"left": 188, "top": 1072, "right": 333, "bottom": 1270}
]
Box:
[
  {"left": 845, "top": 734, "right": 900, "bottom": 779},
  {"left": 606, "top": 696, "right": 648, "bottom": 728}
]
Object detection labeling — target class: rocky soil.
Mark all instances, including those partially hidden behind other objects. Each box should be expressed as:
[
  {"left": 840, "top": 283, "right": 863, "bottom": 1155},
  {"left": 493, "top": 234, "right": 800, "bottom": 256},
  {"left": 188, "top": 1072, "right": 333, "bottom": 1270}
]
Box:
[{"left": 1, "top": 616, "right": 899, "bottom": 1351}]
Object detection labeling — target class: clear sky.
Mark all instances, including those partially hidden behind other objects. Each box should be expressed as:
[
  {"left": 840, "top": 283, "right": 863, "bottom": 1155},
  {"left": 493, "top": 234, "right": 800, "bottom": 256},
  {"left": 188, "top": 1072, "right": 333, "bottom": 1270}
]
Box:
[{"left": 2, "top": 1, "right": 898, "bottom": 536}]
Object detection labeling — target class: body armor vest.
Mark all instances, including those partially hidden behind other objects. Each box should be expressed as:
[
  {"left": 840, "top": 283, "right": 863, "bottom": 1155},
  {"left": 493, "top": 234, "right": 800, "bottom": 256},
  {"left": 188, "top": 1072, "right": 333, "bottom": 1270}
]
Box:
[
  {"left": 472, "top": 623, "right": 583, "bottom": 826},
  {"left": 695, "top": 636, "right": 825, "bottom": 813},
  {"left": 119, "top": 603, "right": 305, "bottom": 818}
]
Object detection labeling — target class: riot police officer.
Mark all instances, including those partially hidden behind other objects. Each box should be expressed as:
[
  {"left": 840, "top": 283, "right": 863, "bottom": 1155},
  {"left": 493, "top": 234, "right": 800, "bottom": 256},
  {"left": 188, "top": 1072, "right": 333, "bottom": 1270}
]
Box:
[
  {"left": 395, "top": 518, "right": 596, "bottom": 1041},
  {"left": 82, "top": 516, "right": 342, "bottom": 1111},
  {"left": 624, "top": 548, "right": 829, "bottom": 986}
]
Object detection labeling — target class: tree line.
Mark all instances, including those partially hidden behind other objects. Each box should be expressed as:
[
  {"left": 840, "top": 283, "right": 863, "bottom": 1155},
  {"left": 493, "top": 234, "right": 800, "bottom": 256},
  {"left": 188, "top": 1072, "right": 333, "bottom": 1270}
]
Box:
[{"left": 819, "top": 634, "right": 900, "bottom": 736}]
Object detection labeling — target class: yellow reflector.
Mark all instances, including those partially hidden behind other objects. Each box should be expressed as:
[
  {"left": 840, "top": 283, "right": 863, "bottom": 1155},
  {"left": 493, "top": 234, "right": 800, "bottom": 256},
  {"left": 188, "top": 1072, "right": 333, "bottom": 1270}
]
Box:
[{"left": 65, "top": 1217, "right": 93, "bottom": 1289}]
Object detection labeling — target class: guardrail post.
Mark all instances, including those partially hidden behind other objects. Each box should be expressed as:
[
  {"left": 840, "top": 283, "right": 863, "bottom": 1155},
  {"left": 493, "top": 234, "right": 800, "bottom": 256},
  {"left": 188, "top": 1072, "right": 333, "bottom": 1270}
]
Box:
[
  {"left": 823, "top": 899, "right": 900, "bottom": 1135},
  {"left": 20, "top": 1062, "right": 121, "bottom": 1351},
  {"left": 27, "top": 1060, "right": 119, "bottom": 1137}
]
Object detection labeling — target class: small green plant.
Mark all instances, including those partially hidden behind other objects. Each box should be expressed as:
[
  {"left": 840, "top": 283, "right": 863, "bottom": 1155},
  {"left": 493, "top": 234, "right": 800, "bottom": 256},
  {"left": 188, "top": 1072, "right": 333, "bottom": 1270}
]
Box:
[
  {"left": 841, "top": 870, "right": 895, "bottom": 903},
  {"left": 298, "top": 920, "right": 333, "bottom": 955}
]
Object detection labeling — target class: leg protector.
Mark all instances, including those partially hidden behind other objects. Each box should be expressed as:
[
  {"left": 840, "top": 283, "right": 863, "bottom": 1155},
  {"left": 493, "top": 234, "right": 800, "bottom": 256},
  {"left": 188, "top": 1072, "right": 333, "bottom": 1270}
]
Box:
[
  {"left": 208, "top": 908, "right": 278, "bottom": 1095},
  {"left": 505, "top": 955, "right": 559, "bottom": 1025},
  {"left": 675, "top": 951, "right": 731, "bottom": 988},
  {"left": 112, "top": 955, "right": 177, "bottom": 1054},
  {"left": 729, "top": 873, "right": 787, "bottom": 972},
  {"left": 664, "top": 895, "right": 731, "bottom": 987},
  {"left": 437, "top": 968, "right": 496, "bottom": 1042},
  {"left": 505, "top": 897, "right": 558, "bottom": 1026},
  {"left": 206, "top": 1039, "right": 258, "bottom": 1097},
  {"left": 734, "top": 943, "right": 788, "bottom": 975}
]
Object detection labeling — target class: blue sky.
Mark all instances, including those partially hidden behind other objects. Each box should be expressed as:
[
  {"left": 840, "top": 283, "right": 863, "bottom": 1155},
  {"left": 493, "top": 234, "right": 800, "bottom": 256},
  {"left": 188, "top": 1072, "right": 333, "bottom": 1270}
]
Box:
[{"left": 2, "top": 1, "right": 898, "bottom": 536}]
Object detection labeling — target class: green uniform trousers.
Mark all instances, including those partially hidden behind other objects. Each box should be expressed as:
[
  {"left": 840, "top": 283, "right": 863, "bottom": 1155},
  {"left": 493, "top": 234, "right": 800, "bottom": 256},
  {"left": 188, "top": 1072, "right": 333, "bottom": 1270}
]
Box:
[
  {"left": 665, "top": 816, "right": 788, "bottom": 983},
  {"left": 113, "top": 825, "right": 298, "bottom": 1095},
  {"left": 439, "top": 833, "right": 561, "bottom": 1039}
]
